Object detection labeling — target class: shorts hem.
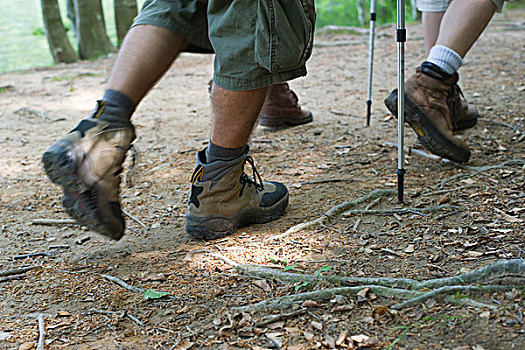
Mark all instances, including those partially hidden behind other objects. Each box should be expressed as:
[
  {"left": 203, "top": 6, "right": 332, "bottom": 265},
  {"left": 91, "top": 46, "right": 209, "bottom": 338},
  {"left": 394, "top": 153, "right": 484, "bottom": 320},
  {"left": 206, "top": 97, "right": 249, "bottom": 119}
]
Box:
[{"left": 213, "top": 67, "right": 307, "bottom": 91}]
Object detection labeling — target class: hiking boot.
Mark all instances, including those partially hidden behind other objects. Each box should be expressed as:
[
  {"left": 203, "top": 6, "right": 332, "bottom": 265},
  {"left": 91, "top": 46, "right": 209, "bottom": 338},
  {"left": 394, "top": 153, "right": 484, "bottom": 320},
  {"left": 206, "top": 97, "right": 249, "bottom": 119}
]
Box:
[
  {"left": 42, "top": 110, "right": 135, "bottom": 240},
  {"left": 448, "top": 83, "right": 479, "bottom": 132},
  {"left": 185, "top": 149, "right": 289, "bottom": 240},
  {"left": 258, "top": 82, "right": 313, "bottom": 127},
  {"left": 384, "top": 62, "right": 471, "bottom": 163}
]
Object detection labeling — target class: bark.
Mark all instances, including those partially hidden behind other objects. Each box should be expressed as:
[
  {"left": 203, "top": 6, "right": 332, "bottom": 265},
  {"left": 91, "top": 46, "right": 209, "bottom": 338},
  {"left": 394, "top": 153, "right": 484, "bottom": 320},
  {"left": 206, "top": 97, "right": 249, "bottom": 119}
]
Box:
[
  {"left": 74, "top": 0, "right": 114, "bottom": 60},
  {"left": 114, "top": 0, "right": 138, "bottom": 46},
  {"left": 40, "top": 0, "right": 77, "bottom": 63}
]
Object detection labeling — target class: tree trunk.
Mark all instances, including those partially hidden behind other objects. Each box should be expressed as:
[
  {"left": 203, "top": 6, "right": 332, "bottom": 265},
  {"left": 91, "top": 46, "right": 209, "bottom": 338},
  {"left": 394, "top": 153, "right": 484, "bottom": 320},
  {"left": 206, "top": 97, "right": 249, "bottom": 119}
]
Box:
[
  {"left": 74, "top": 0, "right": 114, "bottom": 60},
  {"left": 41, "top": 0, "right": 78, "bottom": 63},
  {"left": 114, "top": 0, "right": 138, "bottom": 46},
  {"left": 356, "top": 0, "right": 365, "bottom": 26},
  {"left": 66, "top": 0, "right": 77, "bottom": 38}
]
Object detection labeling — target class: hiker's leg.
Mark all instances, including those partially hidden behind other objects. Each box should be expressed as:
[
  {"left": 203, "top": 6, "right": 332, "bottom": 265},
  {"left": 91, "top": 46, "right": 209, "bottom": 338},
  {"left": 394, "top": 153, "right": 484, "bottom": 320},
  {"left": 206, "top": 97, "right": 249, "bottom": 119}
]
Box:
[
  {"left": 435, "top": 0, "right": 498, "bottom": 58},
  {"left": 106, "top": 25, "right": 187, "bottom": 105}
]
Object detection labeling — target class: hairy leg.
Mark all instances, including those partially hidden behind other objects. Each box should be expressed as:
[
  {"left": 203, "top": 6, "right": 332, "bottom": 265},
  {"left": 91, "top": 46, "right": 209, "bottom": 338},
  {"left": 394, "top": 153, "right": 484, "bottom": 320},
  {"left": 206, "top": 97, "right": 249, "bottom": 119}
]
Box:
[
  {"left": 106, "top": 25, "right": 188, "bottom": 105},
  {"left": 210, "top": 84, "right": 268, "bottom": 148}
]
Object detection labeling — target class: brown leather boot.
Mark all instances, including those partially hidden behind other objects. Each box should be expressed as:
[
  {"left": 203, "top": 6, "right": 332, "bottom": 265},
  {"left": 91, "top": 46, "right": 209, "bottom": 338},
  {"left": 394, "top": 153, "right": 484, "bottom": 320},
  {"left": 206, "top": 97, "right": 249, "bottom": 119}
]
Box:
[
  {"left": 42, "top": 112, "right": 135, "bottom": 240},
  {"left": 384, "top": 62, "right": 471, "bottom": 163},
  {"left": 258, "top": 82, "right": 313, "bottom": 127},
  {"left": 448, "top": 83, "right": 479, "bottom": 131}
]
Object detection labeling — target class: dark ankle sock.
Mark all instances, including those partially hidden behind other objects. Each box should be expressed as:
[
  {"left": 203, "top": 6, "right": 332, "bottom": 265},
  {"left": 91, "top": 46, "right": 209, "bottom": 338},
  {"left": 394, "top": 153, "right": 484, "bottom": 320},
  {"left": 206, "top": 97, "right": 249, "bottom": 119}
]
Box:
[
  {"left": 205, "top": 141, "right": 247, "bottom": 163},
  {"left": 95, "top": 89, "right": 135, "bottom": 126}
]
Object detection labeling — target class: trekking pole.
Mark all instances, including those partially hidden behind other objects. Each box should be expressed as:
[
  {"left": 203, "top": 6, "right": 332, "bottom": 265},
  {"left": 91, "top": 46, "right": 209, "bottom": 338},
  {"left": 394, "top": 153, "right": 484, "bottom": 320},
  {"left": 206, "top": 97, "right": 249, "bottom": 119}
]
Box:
[
  {"left": 396, "top": 0, "right": 406, "bottom": 203},
  {"left": 366, "top": 0, "right": 376, "bottom": 127}
]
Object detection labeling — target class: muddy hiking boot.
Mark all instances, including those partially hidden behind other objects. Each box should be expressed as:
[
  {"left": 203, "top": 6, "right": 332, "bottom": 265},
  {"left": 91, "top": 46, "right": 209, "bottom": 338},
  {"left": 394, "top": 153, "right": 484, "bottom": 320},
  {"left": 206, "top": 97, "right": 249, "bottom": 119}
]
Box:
[
  {"left": 185, "top": 149, "right": 289, "bottom": 240},
  {"left": 384, "top": 62, "right": 471, "bottom": 163},
  {"left": 258, "top": 82, "right": 313, "bottom": 127},
  {"left": 42, "top": 102, "right": 135, "bottom": 240}
]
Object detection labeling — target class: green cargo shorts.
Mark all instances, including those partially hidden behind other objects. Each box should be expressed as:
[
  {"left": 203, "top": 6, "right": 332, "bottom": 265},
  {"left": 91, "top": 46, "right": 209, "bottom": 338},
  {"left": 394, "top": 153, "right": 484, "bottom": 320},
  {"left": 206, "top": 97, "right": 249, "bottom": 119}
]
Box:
[{"left": 132, "top": 0, "right": 316, "bottom": 91}]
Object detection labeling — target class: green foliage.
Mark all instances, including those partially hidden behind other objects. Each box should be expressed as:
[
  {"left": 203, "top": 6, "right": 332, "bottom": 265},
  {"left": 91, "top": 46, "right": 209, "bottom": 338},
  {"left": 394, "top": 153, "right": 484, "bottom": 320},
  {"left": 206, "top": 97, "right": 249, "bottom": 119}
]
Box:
[
  {"left": 293, "top": 265, "right": 332, "bottom": 292},
  {"left": 315, "top": 0, "right": 416, "bottom": 28},
  {"left": 314, "top": 265, "right": 331, "bottom": 278},
  {"left": 283, "top": 263, "right": 298, "bottom": 272},
  {"left": 294, "top": 281, "right": 309, "bottom": 292},
  {"left": 144, "top": 289, "right": 168, "bottom": 300},
  {"left": 32, "top": 27, "right": 45, "bottom": 36}
]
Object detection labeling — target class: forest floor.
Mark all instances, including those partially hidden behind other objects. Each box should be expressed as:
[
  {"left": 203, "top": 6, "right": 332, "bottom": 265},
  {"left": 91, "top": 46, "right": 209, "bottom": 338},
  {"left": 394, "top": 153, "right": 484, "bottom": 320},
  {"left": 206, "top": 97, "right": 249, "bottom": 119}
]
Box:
[{"left": 0, "top": 9, "right": 524, "bottom": 350}]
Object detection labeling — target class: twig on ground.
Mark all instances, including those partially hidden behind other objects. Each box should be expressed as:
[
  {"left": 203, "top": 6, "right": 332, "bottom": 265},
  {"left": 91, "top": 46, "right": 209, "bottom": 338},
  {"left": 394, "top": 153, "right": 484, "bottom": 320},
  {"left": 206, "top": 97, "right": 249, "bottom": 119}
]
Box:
[
  {"left": 342, "top": 204, "right": 463, "bottom": 217},
  {"left": 30, "top": 219, "right": 77, "bottom": 226},
  {"left": 0, "top": 266, "right": 35, "bottom": 276},
  {"left": 36, "top": 314, "right": 45, "bottom": 350},
  {"left": 13, "top": 252, "right": 52, "bottom": 260},
  {"left": 89, "top": 308, "right": 143, "bottom": 326},
  {"left": 122, "top": 209, "right": 149, "bottom": 231},
  {"left": 267, "top": 189, "right": 396, "bottom": 241},
  {"left": 353, "top": 196, "right": 383, "bottom": 231},
  {"left": 0, "top": 274, "right": 28, "bottom": 283},
  {"left": 255, "top": 309, "right": 307, "bottom": 327},
  {"left": 293, "top": 178, "right": 364, "bottom": 186},
  {"left": 422, "top": 185, "right": 474, "bottom": 197},
  {"left": 210, "top": 253, "right": 240, "bottom": 268},
  {"left": 101, "top": 274, "right": 145, "bottom": 293},
  {"left": 479, "top": 117, "right": 522, "bottom": 133}
]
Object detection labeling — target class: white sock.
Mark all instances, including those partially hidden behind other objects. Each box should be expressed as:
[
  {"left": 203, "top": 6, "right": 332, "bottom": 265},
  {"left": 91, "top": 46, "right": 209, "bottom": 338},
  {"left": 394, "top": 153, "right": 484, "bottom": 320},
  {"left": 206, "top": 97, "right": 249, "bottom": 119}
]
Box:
[{"left": 427, "top": 45, "right": 463, "bottom": 75}]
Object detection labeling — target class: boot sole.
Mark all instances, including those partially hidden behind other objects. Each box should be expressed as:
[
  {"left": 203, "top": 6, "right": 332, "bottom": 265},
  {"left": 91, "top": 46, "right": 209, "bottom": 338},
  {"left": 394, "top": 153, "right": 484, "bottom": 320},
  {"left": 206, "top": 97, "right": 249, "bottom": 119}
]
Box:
[
  {"left": 258, "top": 112, "right": 313, "bottom": 128},
  {"left": 42, "top": 140, "right": 124, "bottom": 240},
  {"left": 384, "top": 89, "right": 470, "bottom": 163},
  {"left": 185, "top": 193, "right": 289, "bottom": 240}
]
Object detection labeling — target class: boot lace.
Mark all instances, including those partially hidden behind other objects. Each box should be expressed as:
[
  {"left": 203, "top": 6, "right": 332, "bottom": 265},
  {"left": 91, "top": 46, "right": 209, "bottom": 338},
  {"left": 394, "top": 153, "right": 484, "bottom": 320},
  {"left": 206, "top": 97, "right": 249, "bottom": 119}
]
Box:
[{"left": 239, "top": 156, "right": 265, "bottom": 197}]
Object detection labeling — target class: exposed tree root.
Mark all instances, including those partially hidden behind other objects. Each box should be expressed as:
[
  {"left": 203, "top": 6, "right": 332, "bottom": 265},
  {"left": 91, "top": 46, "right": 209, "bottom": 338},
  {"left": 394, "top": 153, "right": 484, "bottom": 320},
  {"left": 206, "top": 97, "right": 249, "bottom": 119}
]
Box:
[
  {"left": 439, "top": 159, "right": 525, "bottom": 186},
  {"left": 219, "top": 259, "right": 525, "bottom": 311},
  {"left": 234, "top": 285, "right": 423, "bottom": 312},
  {"left": 267, "top": 189, "right": 396, "bottom": 241},
  {"left": 342, "top": 204, "right": 463, "bottom": 217}
]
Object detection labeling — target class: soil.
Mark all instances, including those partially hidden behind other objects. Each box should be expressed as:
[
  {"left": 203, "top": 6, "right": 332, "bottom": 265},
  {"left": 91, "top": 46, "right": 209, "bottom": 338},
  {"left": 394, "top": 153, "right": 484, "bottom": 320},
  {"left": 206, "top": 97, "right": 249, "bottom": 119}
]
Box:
[{"left": 0, "top": 10, "right": 524, "bottom": 350}]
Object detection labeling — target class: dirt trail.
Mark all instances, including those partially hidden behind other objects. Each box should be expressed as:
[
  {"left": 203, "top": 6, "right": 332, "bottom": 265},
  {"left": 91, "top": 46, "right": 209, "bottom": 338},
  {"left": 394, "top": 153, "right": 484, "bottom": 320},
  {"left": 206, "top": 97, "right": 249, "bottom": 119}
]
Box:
[{"left": 0, "top": 10, "right": 523, "bottom": 350}]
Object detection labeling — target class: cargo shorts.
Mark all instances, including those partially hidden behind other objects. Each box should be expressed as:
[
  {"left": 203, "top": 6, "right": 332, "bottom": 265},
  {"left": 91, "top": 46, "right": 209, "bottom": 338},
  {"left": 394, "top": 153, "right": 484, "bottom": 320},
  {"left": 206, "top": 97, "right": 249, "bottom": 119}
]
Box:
[
  {"left": 132, "top": 0, "right": 316, "bottom": 91},
  {"left": 417, "top": 0, "right": 507, "bottom": 12}
]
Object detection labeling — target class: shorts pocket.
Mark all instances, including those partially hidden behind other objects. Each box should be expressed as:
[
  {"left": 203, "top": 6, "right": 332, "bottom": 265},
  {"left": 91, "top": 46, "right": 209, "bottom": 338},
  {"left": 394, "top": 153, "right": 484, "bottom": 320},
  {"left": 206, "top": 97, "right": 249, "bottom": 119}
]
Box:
[{"left": 255, "top": 0, "right": 315, "bottom": 72}]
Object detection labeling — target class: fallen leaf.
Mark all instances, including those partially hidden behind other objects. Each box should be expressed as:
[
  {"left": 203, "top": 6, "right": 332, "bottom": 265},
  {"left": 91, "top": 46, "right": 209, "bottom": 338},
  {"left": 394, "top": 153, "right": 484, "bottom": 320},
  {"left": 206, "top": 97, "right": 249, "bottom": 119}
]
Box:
[
  {"left": 144, "top": 289, "right": 169, "bottom": 300},
  {"left": 19, "top": 343, "right": 35, "bottom": 350},
  {"left": 479, "top": 311, "right": 491, "bottom": 319},
  {"left": 372, "top": 305, "right": 390, "bottom": 319},
  {"left": 322, "top": 335, "right": 336, "bottom": 348},
  {"left": 357, "top": 287, "right": 370, "bottom": 301},
  {"left": 253, "top": 279, "right": 271, "bottom": 292},
  {"left": 404, "top": 244, "right": 415, "bottom": 253},
  {"left": 142, "top": 273, "right": 166, "bottom": 282},
  {"left": 172, "top": 341, "right": 194, "bottom": 350},
  {"left": 303, "top": 331, "right": 315, "bottom": 341},
  {"left": 336, "top": 330, "right": 348, "bottom": 346},
  {"left": 438, "top": 193, "right": 450, "bottom": 204},
  {"left": 311, "top": 321, "right": 323, "bottom": 331},
  {"left": 467, "top": 251, "right": 484, "bottom": 258},
  {"left": 57, "top": 310, "right": 71, "bottom": 317},
  {"left": 350, "top": 334, "right": 370, "bottom": 344},
  {"left": 301, "top": 300, "right": 319, "bottom": 308}
]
